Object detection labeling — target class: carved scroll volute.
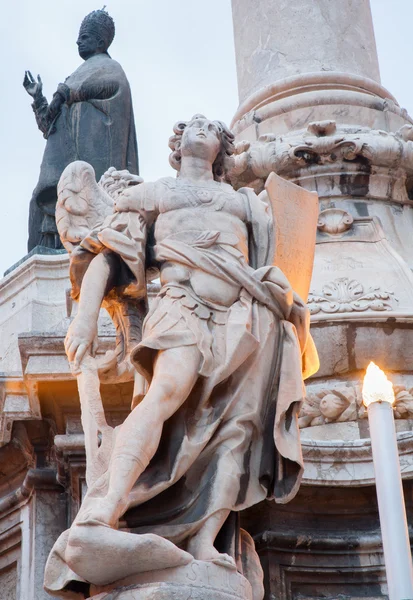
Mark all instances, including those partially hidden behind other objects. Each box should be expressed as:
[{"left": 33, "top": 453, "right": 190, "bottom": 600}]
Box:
[
  {"left": 291, "top": 121, "right": 363, "bottom": 166},
  {"left": 317, "top": 209, "right": 354, "bottom": 234}
]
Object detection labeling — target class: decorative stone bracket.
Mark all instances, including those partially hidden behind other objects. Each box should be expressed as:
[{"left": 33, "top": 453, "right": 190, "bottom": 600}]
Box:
[
  {"left": 230, "top": 120, "right": 413, "bottom": 195},
  {"left": 0, "top": 378, "right": 40, "bottom": 447}
]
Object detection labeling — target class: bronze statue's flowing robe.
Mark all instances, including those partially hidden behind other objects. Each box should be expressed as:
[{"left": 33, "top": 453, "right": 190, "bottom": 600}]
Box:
[
  {"left": 29, "top": 53, "right": 139, "bottom": 250},
  {"left": 44, "top": 180, "right": 318, "bottom": 597}
]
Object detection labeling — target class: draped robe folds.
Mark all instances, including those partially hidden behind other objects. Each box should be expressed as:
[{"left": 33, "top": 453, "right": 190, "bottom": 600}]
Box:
[
  {"left": 44, "top": 181, "right": 319, "bottom": 597},
  {"left": 28, "top": 53, "right": 139, "bottom": 251}
]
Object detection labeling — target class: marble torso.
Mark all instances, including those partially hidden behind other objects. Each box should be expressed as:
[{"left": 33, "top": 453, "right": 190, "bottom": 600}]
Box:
[{"left": 155, "top": 178, "right": 250, "bottom": 306}]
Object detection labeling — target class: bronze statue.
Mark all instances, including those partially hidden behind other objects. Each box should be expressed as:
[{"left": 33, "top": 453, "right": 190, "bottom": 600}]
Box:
[{"left": 23, "top": 8, "right": 139, "bottom": 251}]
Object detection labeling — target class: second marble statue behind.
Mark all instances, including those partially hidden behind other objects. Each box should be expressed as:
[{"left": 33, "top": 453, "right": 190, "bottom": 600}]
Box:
[{"left": 44, "top": 115, "right": 319, "bottom": 599}]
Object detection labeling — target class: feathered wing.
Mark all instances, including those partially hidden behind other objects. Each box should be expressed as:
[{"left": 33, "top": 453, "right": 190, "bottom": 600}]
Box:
[
  {"left": 57, "top": 161, "right": 148, "bottom": 395},
  {"left": 56, "top": 161, "right": 114, "bottom": 253}
]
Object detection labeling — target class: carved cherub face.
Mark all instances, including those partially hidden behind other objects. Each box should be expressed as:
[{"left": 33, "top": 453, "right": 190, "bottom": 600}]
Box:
[
  {"left": 180, "top": 117, "right": 221, "bottom": 164},
  {"left": 76, "top": 31, "right": 106, "bottom": 60}
]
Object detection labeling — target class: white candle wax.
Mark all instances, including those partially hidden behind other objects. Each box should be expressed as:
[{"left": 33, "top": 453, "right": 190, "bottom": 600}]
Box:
[{"left": 368, "top": 400, "right": 413, "bottom": 600}]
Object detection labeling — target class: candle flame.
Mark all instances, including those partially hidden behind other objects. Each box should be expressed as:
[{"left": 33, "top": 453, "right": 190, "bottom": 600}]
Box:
[{"left": 362, "top": 361, "right": 395, "bottom": 407}]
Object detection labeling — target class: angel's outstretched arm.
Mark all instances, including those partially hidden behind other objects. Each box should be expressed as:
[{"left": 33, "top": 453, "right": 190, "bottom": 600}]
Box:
[{"left": 65, "top": 251, "right": 118, "bottom": 372}]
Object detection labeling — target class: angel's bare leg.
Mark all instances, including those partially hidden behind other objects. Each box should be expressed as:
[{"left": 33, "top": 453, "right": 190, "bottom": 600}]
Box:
[
  {"left": 187, "top": 509, "right": 233, "bottom": 563},
  {"left": 79, "top": 345, "right": 201, "bottom": 527}
]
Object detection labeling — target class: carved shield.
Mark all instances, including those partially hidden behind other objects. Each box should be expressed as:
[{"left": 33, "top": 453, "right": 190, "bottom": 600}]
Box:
[{"left": 265, "top": 172, "right": 319, "bottom": 301}]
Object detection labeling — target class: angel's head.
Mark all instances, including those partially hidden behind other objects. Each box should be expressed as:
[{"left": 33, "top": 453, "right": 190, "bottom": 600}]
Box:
[{"left": 169, "top": 115, "right": 235, "bottom": 181}]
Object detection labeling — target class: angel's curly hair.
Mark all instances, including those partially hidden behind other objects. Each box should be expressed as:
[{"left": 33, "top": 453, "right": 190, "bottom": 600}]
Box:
[{"left": 168, "top": 114, "right": 235, "bottom": 181}]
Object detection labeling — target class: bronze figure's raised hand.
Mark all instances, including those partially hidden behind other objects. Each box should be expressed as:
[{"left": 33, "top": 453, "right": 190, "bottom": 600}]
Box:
[{"left": 23, "top": 71, "right": 42, "bottom": 98}]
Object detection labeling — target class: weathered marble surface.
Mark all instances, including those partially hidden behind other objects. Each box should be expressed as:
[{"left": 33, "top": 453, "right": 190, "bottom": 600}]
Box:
[
  {"left": 0, "top": 420, "right": 68, "bottom": 600},
  {"left": 230, "top": 115, "right": 413, "bottom": 452},
  {"left": 231, "top": 75, "right": 410, "bottom": 143},
  {"left": 0, "top": 565, "right": 17, "bottom": 600},
  {"left": 90, "top": 561, "right": 252, "bottom": 600},
  {"left": 0, "top": 2, "right": 409, "bottom": 599},
  {"left": 32, "top": 490, "right": 68, "bottom": 600},
  {"left": 231, "top": 0, "right": 380, "bottom": 103},
  {"left": 300, "top": 377, "right": 413, "bottom": 429},
  {"left": 0, "top": 253, "right": 70, "bottom": 375},
  {"left": 230, "top": 0, "right": 402, "bottom": 145},
  {"left": 93, "top": 586, "right": 248, "bottom": 600}
]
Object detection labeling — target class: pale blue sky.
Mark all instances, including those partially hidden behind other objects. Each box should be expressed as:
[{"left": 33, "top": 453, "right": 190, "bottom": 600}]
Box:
[{"left": 0, "top": 0, "right": 411, "bottom": 275}]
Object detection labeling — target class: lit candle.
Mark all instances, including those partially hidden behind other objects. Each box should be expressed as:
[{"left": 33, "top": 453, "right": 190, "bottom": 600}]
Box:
[{"left": 363, "top": 362, "right": 413, "bottom": 600}]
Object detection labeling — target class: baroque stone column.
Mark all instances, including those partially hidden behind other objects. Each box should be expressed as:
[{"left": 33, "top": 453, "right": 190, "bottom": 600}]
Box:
[
  {"left": 231, "top": 1, "right": 413, "bottom": 599},
  {"left": 231, "top": 0, "right": 409, "bottom": 137},
  {"left": 232, "top": 0, "right": 381, "bottom": 101}
]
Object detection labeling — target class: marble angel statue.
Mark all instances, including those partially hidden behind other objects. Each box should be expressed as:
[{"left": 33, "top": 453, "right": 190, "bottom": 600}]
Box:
[{"left": 45, "top": 115, "right": 319, "bottom": 599}]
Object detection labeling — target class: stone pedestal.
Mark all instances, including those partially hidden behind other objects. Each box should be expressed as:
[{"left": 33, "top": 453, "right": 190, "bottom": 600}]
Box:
[
  {"left": 90, "top": 561, "right": 252, "bottom": 600},
  {"left": 240, "top": 484, "right": 398, "bottom": 599},
  {"left": 93, "top": 583, "right": 248, "bottom": 600}
]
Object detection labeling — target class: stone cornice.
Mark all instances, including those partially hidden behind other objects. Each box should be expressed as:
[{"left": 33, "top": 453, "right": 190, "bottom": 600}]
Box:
[
  {"left": 231, "top": 72, "right": 399, "bottom": 129},
  {"left": 301, "top": 431, "right": 413, "bottom": 486}
]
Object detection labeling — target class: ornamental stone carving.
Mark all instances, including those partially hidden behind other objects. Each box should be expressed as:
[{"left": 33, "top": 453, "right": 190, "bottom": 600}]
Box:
[
  {"left": 317, "top": 209, "right": 354, "bottom": 235},
  {"left": 299, "top": 384, "right": 413, "bottom": 428},
  {"left": 299, "top": 388, "right": 358, "bottom": 428},
  {"left": 393, "top": 386, "right": 413, "bottom": 419},
  {"left": 307, "top": 278, "right": 397, "bottom": 315},
  {"left": 292, "top": 120, "right": 364, "bottom": 166},
  {"left": 230, "top": 120, "right": 413, "bottom": 193}
]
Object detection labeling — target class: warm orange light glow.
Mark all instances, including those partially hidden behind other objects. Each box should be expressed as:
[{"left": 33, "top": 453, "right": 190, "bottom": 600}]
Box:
[{"left": 362, "top": 361, "right": 395, "bottom": 407}]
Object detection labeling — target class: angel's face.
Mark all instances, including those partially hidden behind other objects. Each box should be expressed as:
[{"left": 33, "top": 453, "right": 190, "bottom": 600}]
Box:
[{"left": 180, "top": 117, "right": 221, "bottom": 164}]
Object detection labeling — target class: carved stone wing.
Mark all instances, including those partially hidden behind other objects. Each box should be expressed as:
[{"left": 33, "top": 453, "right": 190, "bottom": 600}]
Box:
[
  {"left": 265, "top": 172, "right": 319, "bottom": 301},
  {"left": 56, "top": 161, "right": 115, "bottom": 253},
  {"left": 57, "top": 161, "right": 147, "bottom": 390}
]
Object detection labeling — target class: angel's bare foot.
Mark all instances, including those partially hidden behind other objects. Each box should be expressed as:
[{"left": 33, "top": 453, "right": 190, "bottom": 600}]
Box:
[
  {"left": 187, "top": 509, "right": 233, "bottom": 564},
  {"left": 211, "top": 553, "right": 237, "bottom": 569},
  {"left": 187, "top": 533, "right": 236, "bottom": 567},
  {"left": 187, "top": 538, "right": 236, "bottom": 567}
]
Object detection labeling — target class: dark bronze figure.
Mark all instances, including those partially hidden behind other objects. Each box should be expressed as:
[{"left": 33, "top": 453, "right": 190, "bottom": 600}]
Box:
[{"left": 23, "top": 8, "right": 139, "bottom": 251}]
